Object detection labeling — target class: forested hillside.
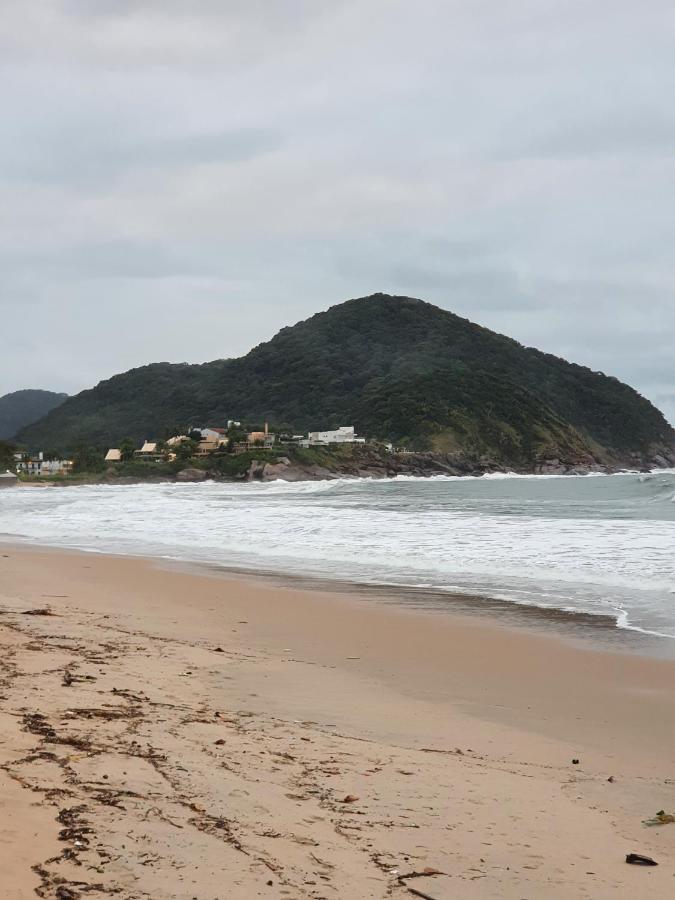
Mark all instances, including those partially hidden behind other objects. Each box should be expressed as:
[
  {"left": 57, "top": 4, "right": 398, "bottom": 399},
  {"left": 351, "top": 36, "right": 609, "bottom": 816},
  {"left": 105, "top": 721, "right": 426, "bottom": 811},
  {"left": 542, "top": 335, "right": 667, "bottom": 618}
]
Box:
[
  {"left": 16, "top": 294, "right": 675, "bottom": 469},
  {"left": 0, "top": 389, "right": 68, "bottom": 439}
]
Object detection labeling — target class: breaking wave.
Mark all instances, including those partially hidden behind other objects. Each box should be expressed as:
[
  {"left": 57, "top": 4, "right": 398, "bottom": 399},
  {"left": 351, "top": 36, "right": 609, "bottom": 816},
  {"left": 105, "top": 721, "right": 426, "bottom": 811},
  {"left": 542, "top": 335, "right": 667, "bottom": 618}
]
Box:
[{"left": 1, "top": 470, "right": 674, "bottom": 638}]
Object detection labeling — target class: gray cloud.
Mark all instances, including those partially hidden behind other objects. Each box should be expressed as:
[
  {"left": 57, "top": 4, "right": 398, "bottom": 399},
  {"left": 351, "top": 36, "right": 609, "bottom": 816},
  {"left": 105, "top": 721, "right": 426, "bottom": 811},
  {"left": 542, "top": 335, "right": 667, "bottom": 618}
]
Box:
[
  {"left": 0, "top": 0, "right": 674, "bottom": 425},
  {"left": 1, "top": 129, "right": 282, "bottom": 186}
]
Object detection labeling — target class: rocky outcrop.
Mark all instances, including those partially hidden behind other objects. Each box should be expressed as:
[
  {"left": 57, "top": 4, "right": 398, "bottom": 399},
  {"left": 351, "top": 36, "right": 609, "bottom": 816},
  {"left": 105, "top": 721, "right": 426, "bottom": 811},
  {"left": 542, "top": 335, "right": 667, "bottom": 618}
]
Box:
[
  {"left": 531, "top": 445, "right": 675, "bottom": 476},
  {"left": 176, "top": 468, "right": 208, "bottom": 482},
  {"left": 246, "top": 457, "right": 336, "bottom": 482},
  {"left": 242, "top": 442, "right": 675, "bottom": 484},
  {"left": 31, "top": 439, "right": 675, "bottom": 489},
  {"left": 244, "top": 448, "right": 487, "bottom": 482},
  {"left": 245, "top": 460, "right": 266, "bottom": 480}
]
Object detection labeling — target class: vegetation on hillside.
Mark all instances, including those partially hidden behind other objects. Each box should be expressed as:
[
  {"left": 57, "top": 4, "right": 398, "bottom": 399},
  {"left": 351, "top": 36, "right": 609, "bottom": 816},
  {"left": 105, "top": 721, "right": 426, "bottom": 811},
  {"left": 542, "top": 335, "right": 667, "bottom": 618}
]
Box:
[
  {"left": 0, "top": 440, "right": 16, "bottom": 471},
  {"left": 0, "top": 389, "right": 68, "bottom": 439},
  {"left": 15, "top": 294, "right": 675, "bottom": 468}
]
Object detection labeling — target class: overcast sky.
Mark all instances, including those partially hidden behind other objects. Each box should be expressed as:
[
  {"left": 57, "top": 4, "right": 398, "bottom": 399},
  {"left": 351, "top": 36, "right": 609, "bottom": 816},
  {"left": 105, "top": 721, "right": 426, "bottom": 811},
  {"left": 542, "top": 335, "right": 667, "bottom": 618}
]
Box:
[{"left": 1, "top": 0, "right": 674, "bottom": 424}]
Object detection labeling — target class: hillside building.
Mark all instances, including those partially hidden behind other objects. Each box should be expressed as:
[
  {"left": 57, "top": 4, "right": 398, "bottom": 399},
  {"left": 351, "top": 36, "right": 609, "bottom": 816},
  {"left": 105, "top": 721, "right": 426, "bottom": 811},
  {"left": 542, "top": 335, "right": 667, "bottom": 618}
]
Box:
[
  {"left": 199, "top": 427, "right": 229, "bottom": 444},
  {"left": 195, "top": 439, "right": 220, "bottom": 456},
  {"left": 307, "top": 426, "right": 364, "bottom": 446},
  {"left": 232, "top": 422, "right": 276, "bottom": 452},
  {"left": 246, "top": 422, "right": 275, "bottom": 448},
  {"left": 134, "top": 442, "right": 163, "bottom": 461},
  {"left": 14, "top": 452, "right": 73, "bottom": 476}
]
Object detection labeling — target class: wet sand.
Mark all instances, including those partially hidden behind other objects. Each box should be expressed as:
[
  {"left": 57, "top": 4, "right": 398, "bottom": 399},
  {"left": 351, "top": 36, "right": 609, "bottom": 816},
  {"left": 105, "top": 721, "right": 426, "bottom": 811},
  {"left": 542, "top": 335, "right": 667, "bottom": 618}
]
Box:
[{"left": 1, "top": 544, "right": 674, "bottom": 899}]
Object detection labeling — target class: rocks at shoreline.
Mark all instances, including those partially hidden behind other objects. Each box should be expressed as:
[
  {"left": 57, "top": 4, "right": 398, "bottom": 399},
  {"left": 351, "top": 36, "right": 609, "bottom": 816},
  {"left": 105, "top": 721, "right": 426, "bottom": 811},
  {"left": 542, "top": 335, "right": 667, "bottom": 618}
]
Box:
[
  {"left": 31, "top": 443, "right": 674, "bottom": 488},
  {"left": 240, "top": 445, "right": 675, "bottom": 483},
  {"left": 175, "top": 468, "right": 208, "bottom": 482}
]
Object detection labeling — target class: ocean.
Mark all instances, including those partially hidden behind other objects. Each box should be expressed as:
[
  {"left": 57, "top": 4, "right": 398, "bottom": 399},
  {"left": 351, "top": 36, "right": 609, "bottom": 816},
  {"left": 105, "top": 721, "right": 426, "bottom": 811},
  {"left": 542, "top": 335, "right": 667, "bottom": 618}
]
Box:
[{"left": 2, "top": 471, "right": 675, "bottom": 639}]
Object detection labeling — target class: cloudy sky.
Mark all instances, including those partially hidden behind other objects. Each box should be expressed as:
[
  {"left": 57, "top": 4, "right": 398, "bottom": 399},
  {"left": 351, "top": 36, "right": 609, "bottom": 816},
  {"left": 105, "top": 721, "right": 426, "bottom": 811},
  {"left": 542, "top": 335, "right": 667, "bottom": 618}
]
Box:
[{"left": 1, "top": 0, "right": 674, "bottom": 423}]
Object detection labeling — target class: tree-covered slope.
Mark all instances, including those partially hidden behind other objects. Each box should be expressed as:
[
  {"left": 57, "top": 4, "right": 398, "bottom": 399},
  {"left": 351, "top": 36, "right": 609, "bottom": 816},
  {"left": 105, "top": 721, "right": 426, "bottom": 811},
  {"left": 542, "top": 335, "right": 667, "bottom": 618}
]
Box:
[
  {"left": 0, "top": 389, "right": 68, "bottom": 439},
  {"left": 16, "top": 294, "right": 675, "bottom": 467}
]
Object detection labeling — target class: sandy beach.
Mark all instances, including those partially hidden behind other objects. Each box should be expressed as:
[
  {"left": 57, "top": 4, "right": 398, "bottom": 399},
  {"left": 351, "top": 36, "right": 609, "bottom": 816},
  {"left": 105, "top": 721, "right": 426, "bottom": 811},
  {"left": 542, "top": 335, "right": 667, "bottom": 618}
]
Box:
[{"left": 1, "top": 545, "right": 674, "bottom": 899}]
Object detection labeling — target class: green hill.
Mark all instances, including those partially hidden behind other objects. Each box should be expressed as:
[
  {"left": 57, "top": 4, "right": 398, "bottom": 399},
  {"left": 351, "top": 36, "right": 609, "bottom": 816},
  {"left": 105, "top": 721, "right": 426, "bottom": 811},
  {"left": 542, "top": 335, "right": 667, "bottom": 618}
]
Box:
[
  {"left": 15, "top": 294, "right": 675, "bottom": 469},
  {"left": 0, "top": 389, "right": 68, "bottom": 439}
]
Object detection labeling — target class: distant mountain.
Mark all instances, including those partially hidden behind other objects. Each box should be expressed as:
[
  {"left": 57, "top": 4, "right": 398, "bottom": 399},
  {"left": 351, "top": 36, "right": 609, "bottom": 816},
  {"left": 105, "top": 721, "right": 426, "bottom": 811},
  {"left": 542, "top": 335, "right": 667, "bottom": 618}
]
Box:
[
  {"left": 0, "top": 389, "right": 68, "bottom": 439},
  {"left": 16, "top": 294, "right": 675, "bottom": 469}
]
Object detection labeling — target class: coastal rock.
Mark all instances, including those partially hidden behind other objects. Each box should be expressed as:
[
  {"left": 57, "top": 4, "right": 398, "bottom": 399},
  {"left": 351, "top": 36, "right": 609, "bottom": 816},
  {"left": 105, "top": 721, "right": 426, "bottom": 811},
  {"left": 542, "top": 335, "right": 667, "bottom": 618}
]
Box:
[
  {"left": 246, "top": 460, "right": 263, "bottom": 480},
  {"left": 176, "top": 468, "right": 208, "bottom": 482},
  {"left": 261, "top": 459, "right": 298, "bottom": 481},
  {"left": 305, "top": 464, "right": 338, "bottom": 480},
  {"left": 535, "top": 462, "right": 569, "bottom": 475}
]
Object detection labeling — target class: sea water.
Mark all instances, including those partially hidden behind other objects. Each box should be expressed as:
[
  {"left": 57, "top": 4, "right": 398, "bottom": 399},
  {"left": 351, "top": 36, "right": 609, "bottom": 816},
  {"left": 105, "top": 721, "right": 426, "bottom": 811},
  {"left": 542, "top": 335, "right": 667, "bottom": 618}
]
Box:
[{"left": 1, "top": 471, "right": 674, "bottom": 638}]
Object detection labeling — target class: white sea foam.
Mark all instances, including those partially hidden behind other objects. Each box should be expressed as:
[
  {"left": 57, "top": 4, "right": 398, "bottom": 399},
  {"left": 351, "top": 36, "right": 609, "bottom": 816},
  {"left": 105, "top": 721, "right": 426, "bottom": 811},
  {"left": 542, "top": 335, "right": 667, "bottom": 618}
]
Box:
[{"left": 1, "top": 471, "right": 674, "bottom": 637}]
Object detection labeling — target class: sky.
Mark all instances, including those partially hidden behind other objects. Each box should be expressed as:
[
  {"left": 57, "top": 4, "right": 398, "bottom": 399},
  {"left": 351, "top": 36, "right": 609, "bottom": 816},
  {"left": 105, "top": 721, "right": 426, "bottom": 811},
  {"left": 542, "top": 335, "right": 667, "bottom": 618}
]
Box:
[{"left": 1, "top": 0, "right": 674, "bottom": 424}]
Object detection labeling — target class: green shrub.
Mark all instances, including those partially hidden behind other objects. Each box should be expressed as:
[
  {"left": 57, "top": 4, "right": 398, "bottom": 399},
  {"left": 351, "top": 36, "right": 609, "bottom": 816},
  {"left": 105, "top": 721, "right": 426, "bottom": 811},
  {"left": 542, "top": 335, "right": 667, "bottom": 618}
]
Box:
[
  {"left": 207, "top": 450, "right": 281, "bottom": 478},
  {"left": 112, "top": 459, "right": 181, "bottom": 478}
]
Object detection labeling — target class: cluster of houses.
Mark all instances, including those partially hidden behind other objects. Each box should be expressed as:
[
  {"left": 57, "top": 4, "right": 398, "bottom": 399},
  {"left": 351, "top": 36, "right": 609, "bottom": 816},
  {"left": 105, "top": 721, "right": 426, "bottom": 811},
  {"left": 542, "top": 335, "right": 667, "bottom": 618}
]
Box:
[
  {"left": 1, "top": 424, "right": 369, "bottom": 484},
  {"left": 104, "top": 424, "right": 366, "bottom": 466},
  {"left": 1, "top": 451, "right": 74, "bottom": 486},
  {"left": 105, "top": 422, "right": 274, "bottom": 464}
]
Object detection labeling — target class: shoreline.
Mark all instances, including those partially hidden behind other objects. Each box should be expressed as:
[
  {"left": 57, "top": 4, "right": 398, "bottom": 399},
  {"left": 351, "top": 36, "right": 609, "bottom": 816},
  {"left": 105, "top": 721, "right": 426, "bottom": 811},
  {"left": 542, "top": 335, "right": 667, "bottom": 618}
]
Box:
[
  {"left": 9, "top": 462, "right": 674, "bottom": 489},
  {"left": 1, "top": 545, "right": 675, "bottom": 897},
  {"left": 3, "top": 534, "right": 675, "bottom": 658}
]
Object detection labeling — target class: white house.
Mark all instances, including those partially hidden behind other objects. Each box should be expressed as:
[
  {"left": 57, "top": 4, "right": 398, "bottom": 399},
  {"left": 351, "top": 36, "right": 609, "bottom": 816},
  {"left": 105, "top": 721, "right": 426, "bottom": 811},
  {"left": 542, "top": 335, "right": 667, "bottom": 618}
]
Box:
[
  {"left": 41, "top": 459, "right": 73, "bottom": 475},
  {"left": 15, "top": 452, "right": 73, "bottom": 476},
  {"left": 199, "top": 427, "right": 228, "bottom": 444},
  {"left": 307, "top": 426, "right": 365, "bottom": 446}
]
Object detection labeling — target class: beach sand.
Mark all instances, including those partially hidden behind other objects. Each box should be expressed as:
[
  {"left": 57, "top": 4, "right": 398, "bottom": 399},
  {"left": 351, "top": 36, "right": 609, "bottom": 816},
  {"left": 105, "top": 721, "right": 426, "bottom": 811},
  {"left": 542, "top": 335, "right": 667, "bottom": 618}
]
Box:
[{"left": 0, "top": 545, "right": 674, "bottom": 899}]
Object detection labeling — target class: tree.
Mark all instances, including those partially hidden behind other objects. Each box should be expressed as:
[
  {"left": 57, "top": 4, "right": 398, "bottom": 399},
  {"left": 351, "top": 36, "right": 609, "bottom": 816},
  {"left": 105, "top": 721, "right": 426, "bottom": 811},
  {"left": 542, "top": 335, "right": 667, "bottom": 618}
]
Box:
[
  {"left": 174, "top": 438, "right": 198, "bottom": 461},
  {"left": 228, "top": 427, "right": 247, "bottom": 444},
  {"left": 72, "top": 446, "right": 105, "bottom": 474},
  {"left": 119, "top": 438, "right": 136, "bottom": 462},
  {"left": 0, "top": 440, "right": 17, "bottom": 471}
]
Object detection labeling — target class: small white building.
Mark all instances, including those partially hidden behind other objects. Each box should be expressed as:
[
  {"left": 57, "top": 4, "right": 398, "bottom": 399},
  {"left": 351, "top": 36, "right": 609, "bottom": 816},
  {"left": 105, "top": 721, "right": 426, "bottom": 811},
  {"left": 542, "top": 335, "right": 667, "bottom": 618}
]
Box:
[
  {"left": 307, "top": 426, "right": 365, "bottom": 446},
  {"left": 105, "top": 448, "right": 122, "bottom": 463},
  {"left": 15, "top": 452, "right": 73, "bottom": 476},
  {"left": 199, "top": 428, "right": 228, "bottom": 445},
  {"left": 0, "top": 470, "right": 19, "bottom": 487}
]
